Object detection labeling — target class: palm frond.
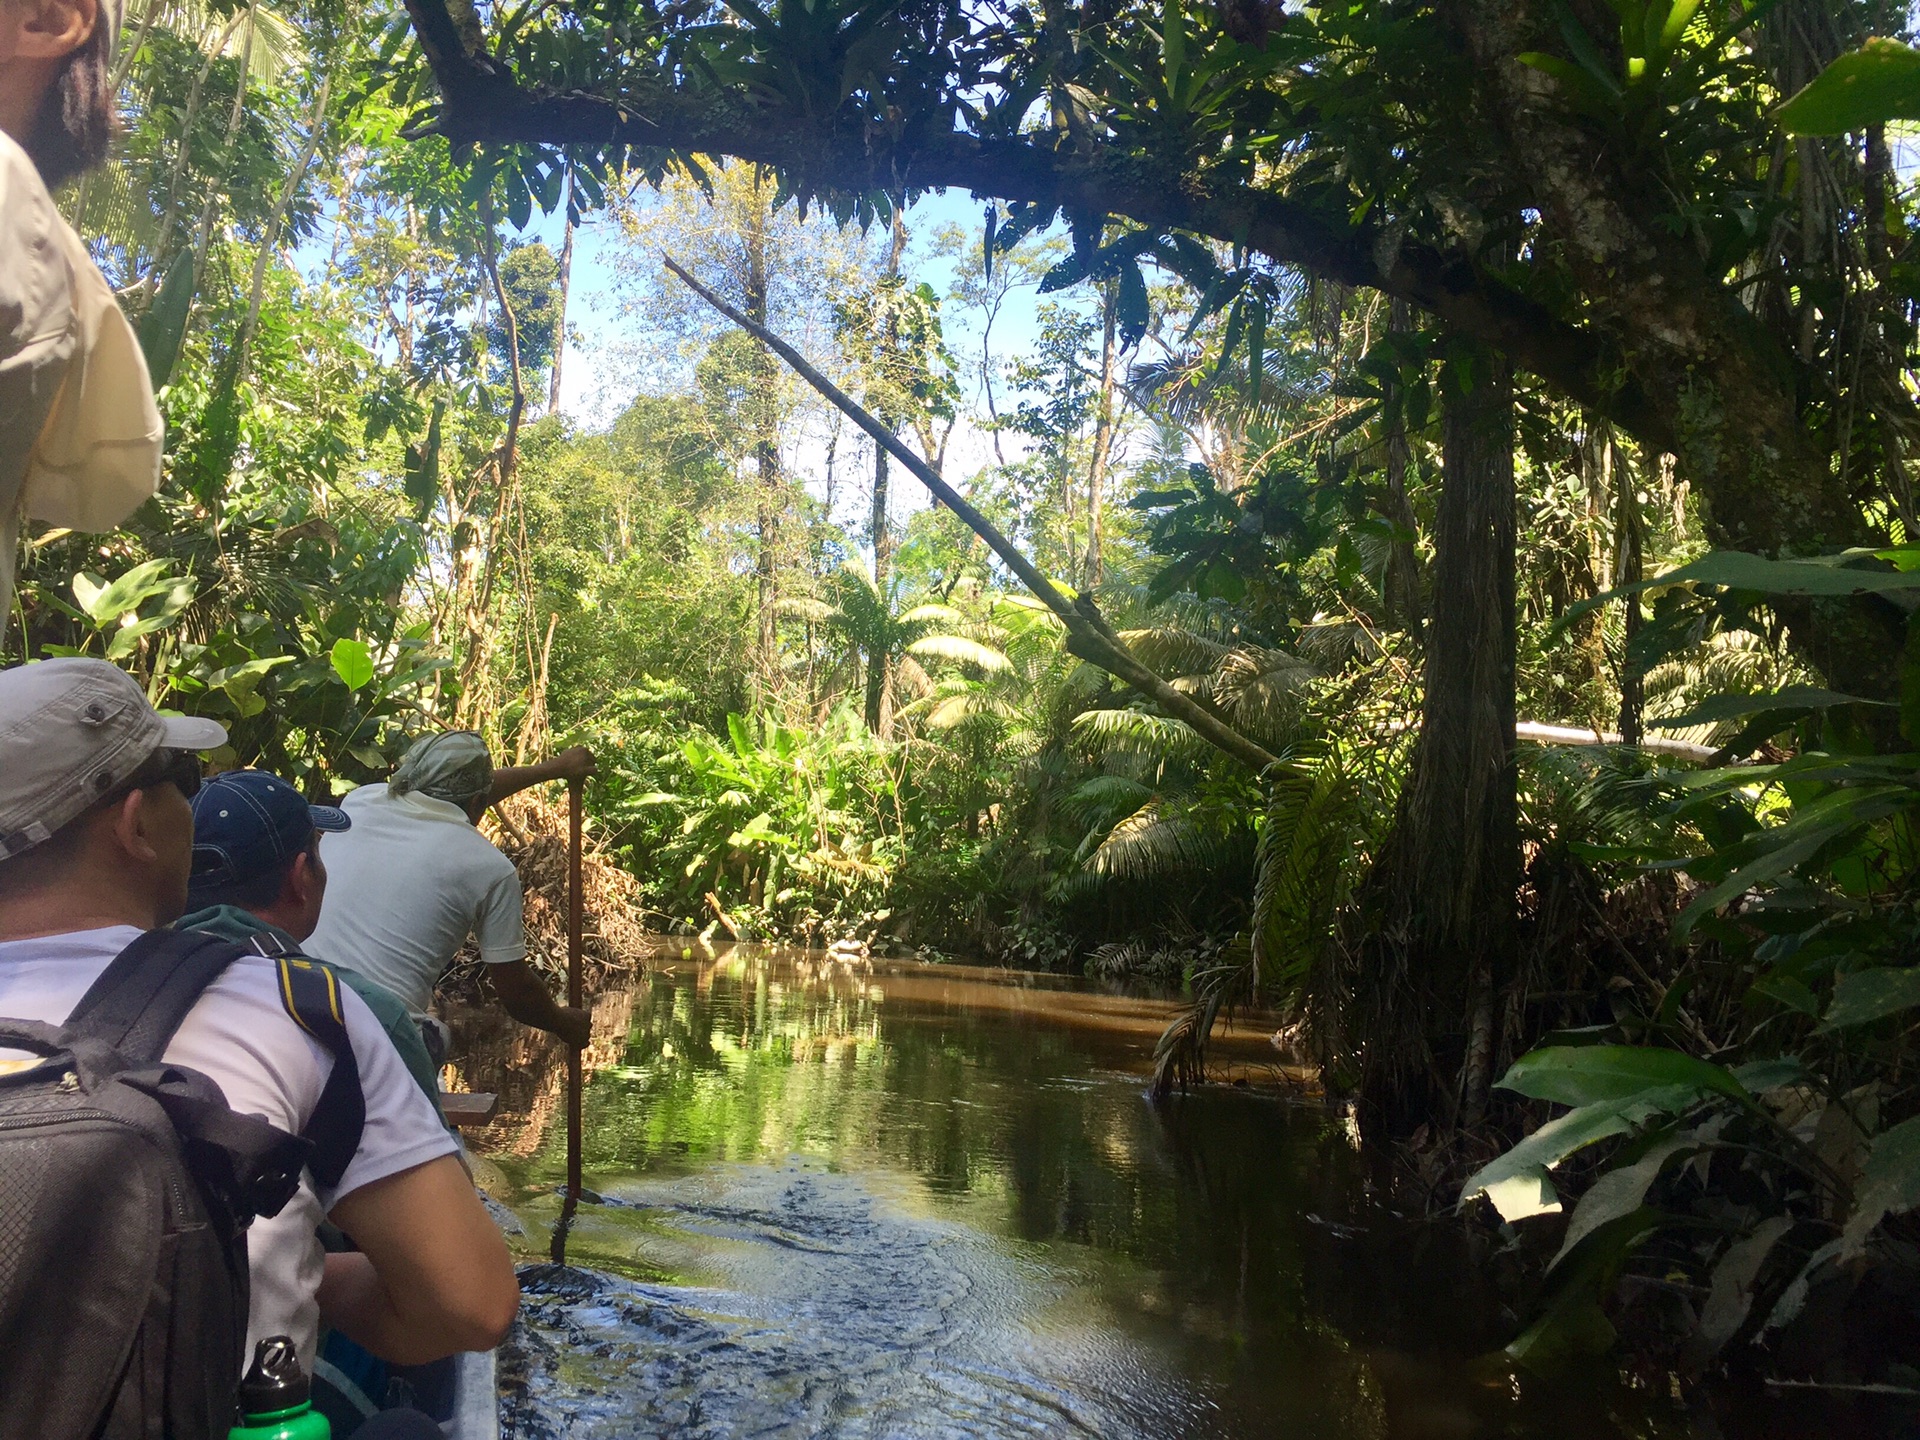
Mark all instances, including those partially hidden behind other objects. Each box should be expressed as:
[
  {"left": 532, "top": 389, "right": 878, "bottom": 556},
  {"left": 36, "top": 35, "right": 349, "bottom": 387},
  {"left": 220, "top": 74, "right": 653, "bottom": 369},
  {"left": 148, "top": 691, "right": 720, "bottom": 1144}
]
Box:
[
  {"left": 1250, "top": 755, "right": 1363, "bottom": 1004},
  {"left": 1149, "top": 946, "right": 1256, "bottom": 1099},
  {"left": 920, "top": 688, "right": 1017, "bottom": 730},
  {"left": 898, "top": 603, "right": 965, "bottom": 627},
  {"left": 1065, "top": 773, "right": 1154, "bottom": 826},
  {"left": 778, "top": 596, "right": 835, "bottom": 622},
  {"left": 1084, "top": 801, "right": 1235, "bottom": 880},
  {"left": 1215, "top": 645, "right": 1313, "bottom": 738},
  {"left": 1119, "top": 625, "right": 1230, "bottom": 678},
  {"left": 1071, "top": 708, "right": 1215, "bottom": 766},
  {"left": 892, "top": 653, "right": 932, "bottom": 699},
  {"left": 908, "top": 633, "right": 1012, "bottom": 672}
]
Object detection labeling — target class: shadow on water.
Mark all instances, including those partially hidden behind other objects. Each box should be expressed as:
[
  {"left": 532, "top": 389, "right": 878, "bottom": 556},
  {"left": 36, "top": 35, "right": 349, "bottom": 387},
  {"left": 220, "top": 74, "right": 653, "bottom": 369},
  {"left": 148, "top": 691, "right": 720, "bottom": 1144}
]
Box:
[{"left": 448, "top": 944, "right": 1712, "bottom": 1439}]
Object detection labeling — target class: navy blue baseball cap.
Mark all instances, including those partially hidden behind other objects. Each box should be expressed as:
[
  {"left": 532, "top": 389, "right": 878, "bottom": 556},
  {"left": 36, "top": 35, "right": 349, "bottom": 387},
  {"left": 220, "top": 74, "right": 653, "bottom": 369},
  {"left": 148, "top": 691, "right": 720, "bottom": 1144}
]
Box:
[{"left": 189, "top": 769, "right": 350, "bottom": 897}]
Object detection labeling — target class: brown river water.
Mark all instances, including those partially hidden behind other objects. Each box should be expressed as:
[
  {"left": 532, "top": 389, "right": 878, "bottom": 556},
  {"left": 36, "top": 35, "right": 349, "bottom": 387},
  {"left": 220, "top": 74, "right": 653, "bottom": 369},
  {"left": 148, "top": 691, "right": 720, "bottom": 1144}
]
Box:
[{"left": 438, "top": 944, "right": 1848, "bottom": 1440}]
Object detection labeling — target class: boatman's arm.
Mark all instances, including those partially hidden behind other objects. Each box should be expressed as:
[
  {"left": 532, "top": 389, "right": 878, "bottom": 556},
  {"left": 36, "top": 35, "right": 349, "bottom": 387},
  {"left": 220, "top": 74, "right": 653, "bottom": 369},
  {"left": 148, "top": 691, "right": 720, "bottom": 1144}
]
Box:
[
  {"left": 489, "top": 957, "right": 592, "bottom": 1050},
  {"left": 486, "top": 744, "right": 595, "bottom": 808}
]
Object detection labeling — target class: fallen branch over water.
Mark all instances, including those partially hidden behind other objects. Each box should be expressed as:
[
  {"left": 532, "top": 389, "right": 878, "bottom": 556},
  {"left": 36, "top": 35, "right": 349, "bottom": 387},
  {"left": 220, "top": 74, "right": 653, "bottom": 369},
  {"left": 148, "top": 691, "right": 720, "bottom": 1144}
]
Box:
[{"left": 663, "top": 255, "right": 1287, "bottom": 779}]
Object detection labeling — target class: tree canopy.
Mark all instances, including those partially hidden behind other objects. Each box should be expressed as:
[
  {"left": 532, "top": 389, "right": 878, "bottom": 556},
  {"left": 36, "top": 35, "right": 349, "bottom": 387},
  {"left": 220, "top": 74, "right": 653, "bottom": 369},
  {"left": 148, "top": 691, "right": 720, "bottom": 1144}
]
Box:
[{"left": 388, "top": 0, "right": 1915, "bottom": 694}]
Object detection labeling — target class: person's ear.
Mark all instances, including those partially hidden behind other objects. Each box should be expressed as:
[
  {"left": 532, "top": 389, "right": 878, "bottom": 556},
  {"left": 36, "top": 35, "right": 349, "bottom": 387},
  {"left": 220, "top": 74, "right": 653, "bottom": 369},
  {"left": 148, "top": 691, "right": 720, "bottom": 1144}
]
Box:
[
  {"left": 105, "top": 788, "right": 162, "bottom": 865},
  {"left": 2, "top": 0, "right": 98, "bottom": 60},
  {"left": 287, "top": 849, "right": 324, "bottom": 909}
]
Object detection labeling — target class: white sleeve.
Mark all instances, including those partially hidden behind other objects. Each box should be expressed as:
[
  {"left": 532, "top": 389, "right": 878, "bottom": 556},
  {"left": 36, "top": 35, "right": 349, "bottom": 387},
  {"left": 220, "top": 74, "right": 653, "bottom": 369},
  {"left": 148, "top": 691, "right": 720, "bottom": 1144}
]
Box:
[
  {"left": 473, "top": 866, "right": 527, "bottom": 965},
  {"left": 321, "top": 983, "right": 460, "bottom": 1210}
]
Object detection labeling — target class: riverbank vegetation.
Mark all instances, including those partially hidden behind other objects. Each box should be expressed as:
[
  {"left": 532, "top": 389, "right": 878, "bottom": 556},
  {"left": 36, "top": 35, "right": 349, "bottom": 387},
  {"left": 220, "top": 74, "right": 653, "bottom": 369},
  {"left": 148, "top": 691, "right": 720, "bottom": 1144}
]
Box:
[{"left": 15, "top": 0, "right": 1920, "bottom": 1410}]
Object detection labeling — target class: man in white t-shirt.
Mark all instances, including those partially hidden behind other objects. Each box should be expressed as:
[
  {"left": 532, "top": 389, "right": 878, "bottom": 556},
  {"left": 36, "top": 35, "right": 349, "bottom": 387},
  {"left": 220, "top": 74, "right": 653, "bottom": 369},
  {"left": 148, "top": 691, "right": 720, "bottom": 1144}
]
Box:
[
  {"left": 308, "top": 731, "right": 592, "bottom": 1057},
  {"left": 0, "top": 659, "right": 519, "bottom": 1376}
]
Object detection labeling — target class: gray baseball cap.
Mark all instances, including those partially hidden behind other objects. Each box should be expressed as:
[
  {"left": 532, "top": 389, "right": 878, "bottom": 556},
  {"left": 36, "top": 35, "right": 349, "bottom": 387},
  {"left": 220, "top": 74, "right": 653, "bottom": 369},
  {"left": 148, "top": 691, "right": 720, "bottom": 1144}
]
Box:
[{"left": 0, "top": 658, "right": 227, "bottom": 861}]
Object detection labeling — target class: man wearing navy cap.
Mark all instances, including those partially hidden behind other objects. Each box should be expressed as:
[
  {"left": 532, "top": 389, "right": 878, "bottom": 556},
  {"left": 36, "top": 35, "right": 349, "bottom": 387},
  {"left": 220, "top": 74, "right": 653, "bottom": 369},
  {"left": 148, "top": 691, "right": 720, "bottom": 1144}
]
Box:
[{"left": 179, "top": 769, "right": 442, "bottom": 1106}]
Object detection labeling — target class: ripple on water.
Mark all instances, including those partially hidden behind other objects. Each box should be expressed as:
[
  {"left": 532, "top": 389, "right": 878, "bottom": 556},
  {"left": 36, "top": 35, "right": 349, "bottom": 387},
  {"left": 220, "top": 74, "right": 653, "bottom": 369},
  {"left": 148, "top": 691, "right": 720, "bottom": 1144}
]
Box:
[{"left": 500, "top": 1163, "right": 1225, "bottom": 1440}]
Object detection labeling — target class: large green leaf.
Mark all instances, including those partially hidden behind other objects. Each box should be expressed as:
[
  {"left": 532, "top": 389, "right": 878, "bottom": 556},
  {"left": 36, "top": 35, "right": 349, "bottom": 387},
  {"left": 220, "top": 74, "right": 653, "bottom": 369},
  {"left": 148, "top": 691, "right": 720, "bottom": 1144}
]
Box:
[
  {"left": 1777, "top": 38, "right": 1920, "bottom": 135},
  {"left": 1651, "top": 686, "right": 1890, "bottom": 730},
  {"left": 1549, "top": 1135, "right": 1692, "bottom": 1272},
  {"left": 208, "top": 656, "right": 291, "bottom": 718},
  {"left": 1675, "top": 791, "right": 1908, "bottom": 935},
  {"left": 1840, "top": 1117, "right": 1920, "bottom": 1260},
  {"left": 1498, "top": 1046, "right": 1749, "bottom": 1108},
  {"left": 137, "top": 250, "right": 196, "bottom": 391},
  {"left": 1823, "top": 967, "right": 1920, "bottom": 1030},
  {"left": 74, "top": 559, "right": 186, "bottom": 627},
  {"left": 1694, "top": 1215, "right": 1795, "bottom": 1359},
  {"left": 1459, "top": 1084, "right": 1704, "bottom": 1221},
  {"left": 329, "top": 638, "right": 375, "bottom": 693},
  {"left": 1506, "top": 1209, "right": 1662, "bottom": 1369},
  {"left": 1568, "top": 550, "right": 1920, "bottom": 625}
]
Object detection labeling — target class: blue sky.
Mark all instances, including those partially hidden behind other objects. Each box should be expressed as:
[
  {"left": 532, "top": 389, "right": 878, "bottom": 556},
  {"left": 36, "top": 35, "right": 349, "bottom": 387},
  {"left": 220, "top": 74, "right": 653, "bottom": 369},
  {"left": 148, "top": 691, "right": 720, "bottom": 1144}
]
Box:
[
  {"left": 515, "top": 186, "right": 1057, "bottom": 427},
  {"left": 498, "top": 183, "right": 1077, "bottom": 544}
]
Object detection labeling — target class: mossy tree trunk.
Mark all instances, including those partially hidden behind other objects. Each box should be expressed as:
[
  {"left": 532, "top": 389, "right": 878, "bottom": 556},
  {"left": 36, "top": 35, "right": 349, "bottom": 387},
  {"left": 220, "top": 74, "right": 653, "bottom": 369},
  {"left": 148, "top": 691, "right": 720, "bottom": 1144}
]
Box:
[{"left": 1356, "top": 349, "right": 1518, "bottom": 1134}]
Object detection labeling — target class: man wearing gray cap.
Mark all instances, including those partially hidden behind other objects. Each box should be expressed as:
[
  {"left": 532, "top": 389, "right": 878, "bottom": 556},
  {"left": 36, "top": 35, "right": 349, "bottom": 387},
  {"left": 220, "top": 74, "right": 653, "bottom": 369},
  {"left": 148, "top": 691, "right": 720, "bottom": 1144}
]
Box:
[
  {"left": 309, "top": 730, "right": 593, "bottom": 1057},
  {"left": 0, "top": 660, "right": 519, "bottom": 1397}
]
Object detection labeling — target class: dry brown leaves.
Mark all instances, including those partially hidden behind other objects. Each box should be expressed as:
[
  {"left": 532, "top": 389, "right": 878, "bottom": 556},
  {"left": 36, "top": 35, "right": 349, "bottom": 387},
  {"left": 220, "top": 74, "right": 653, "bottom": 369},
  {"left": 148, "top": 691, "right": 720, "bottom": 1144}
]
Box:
[{"left": 476, "top": 792, "right": 650, "bottom": 983}]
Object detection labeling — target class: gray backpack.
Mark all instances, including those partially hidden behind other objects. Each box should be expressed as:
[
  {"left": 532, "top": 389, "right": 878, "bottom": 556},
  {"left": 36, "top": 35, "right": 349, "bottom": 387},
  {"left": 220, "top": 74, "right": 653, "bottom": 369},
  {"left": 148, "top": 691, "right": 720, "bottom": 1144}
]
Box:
[{"left": 0, "top": 929, "right": 311, "bottom": 1440}]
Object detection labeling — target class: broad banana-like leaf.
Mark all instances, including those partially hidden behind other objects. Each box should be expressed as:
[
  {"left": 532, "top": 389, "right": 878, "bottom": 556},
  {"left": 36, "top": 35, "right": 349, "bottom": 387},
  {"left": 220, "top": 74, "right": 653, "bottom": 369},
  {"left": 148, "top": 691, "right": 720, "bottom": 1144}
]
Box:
[
  {"left": 1497, "top": 1045, "right": 1749, "bottom": 1108},
  {"left": 1840, "top": 1117, "right": 1920, "bottom": 1260},
  {"left": 74, "top": 558, "right": 182, "bottom": 626},
  {"left": 1567, "top": 549, "right": 1920, "bottom": 626},
  {"left": 1505, "top": 1209, "right": 1662, "bottom": 1370},
  {"left": 138, "top": 251, "right": 195, "bottom": 390},
  {"left": 1459, "top": 1083, "right": 1702, "bottom": 1220},
  {"left": 1777, "top": 38, "right": 1920, "bottom": 135},
  {"left": 1822, "top": 966, "right": 1920, "bottom": 1030},
  {"left": 1549, "top": 1135, "right": 1692, "bottom": 1272},
  {"left": 1651, "top": 686, "right": 1889, "bottom": 730},
  {"left": 1692, "top": 1215, "right": 1794, "bottom": 1359}
]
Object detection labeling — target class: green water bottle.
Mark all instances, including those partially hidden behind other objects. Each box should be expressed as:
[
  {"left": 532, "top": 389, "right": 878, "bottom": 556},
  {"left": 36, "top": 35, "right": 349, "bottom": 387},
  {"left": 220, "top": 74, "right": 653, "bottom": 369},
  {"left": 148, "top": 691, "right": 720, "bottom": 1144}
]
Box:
[{"left": 228, "top": 1336, "right": 331, "bottom": 1440}]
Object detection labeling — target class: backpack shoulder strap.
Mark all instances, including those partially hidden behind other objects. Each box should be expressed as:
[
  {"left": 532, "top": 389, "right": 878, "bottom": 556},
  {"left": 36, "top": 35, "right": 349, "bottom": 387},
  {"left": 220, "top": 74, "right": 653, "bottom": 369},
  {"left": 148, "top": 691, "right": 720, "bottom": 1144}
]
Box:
[
  {"left": 253, "top": 939, "right": 365, "bottom": 1192},
  {"left": 64, "top": 929, "right": 246, "bottom": 1065}
]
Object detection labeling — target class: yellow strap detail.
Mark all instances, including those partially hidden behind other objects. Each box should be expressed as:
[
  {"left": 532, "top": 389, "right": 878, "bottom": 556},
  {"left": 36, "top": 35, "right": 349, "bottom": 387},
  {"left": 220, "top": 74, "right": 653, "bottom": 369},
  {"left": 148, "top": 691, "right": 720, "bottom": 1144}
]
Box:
[{"left": 276, "top": 957, "right": 321, "bottom": 1039}]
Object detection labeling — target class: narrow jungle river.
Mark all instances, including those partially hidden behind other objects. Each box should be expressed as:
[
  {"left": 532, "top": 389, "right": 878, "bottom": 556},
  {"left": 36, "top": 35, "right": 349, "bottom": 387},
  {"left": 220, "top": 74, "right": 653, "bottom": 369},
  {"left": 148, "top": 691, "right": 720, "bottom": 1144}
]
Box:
[{"left": 440, "top": 945, "right": 1763, "bottom": 1440}]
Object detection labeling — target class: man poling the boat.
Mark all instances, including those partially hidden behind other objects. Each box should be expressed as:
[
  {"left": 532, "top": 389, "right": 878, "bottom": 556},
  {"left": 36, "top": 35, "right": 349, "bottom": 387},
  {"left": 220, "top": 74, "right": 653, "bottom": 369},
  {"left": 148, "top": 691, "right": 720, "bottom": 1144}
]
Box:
[{"left": 307, "top": 732, "right": 595, "bottom": 1066}]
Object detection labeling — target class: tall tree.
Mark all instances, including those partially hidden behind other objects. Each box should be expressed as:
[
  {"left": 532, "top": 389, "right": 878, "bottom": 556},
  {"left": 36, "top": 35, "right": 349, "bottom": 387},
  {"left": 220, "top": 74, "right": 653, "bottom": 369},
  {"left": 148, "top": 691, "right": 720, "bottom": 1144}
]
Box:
[
  {"left": 1084, "top": 279, "right": 1119, "bottom": 590},
  {"left": 1357, "top": 349, "right": 1517, "bottom": 1131}
]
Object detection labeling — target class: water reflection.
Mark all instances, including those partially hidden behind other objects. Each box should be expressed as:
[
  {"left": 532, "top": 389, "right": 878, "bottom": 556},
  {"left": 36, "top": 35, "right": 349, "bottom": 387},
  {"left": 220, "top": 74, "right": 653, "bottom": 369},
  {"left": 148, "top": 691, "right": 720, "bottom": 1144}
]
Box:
[{"left": 454, "top": 943, "right": 1685, "bottom": 1440}]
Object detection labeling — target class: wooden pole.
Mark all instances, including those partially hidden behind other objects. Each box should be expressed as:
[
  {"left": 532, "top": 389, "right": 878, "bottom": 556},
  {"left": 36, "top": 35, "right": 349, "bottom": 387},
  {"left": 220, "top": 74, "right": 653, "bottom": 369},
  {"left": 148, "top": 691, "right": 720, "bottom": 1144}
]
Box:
[{"left": 550, "top": 776, "right": 585, "bottom": 1263}]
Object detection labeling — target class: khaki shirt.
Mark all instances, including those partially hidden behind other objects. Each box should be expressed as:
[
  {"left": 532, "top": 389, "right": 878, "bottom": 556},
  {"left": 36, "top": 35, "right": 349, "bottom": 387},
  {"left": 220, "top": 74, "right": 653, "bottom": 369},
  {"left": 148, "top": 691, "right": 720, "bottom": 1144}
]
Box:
[{"left": 0, "top": 131, "right": 163, "bottom": 622}]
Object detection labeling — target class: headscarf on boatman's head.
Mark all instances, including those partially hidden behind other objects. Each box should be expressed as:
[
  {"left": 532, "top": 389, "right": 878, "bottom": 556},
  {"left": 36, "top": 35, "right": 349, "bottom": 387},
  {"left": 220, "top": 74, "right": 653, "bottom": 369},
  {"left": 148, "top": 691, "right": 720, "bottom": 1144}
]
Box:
[{"left": 390, "top": 730, "right": 493, "bottom": 809}]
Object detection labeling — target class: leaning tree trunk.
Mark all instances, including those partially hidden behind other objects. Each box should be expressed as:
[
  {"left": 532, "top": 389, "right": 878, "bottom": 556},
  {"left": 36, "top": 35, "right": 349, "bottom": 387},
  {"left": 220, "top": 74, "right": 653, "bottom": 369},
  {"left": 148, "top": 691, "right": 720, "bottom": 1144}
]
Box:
[{"left": 1353, "top": 349, "right": 1518, "bottom": 1136}]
